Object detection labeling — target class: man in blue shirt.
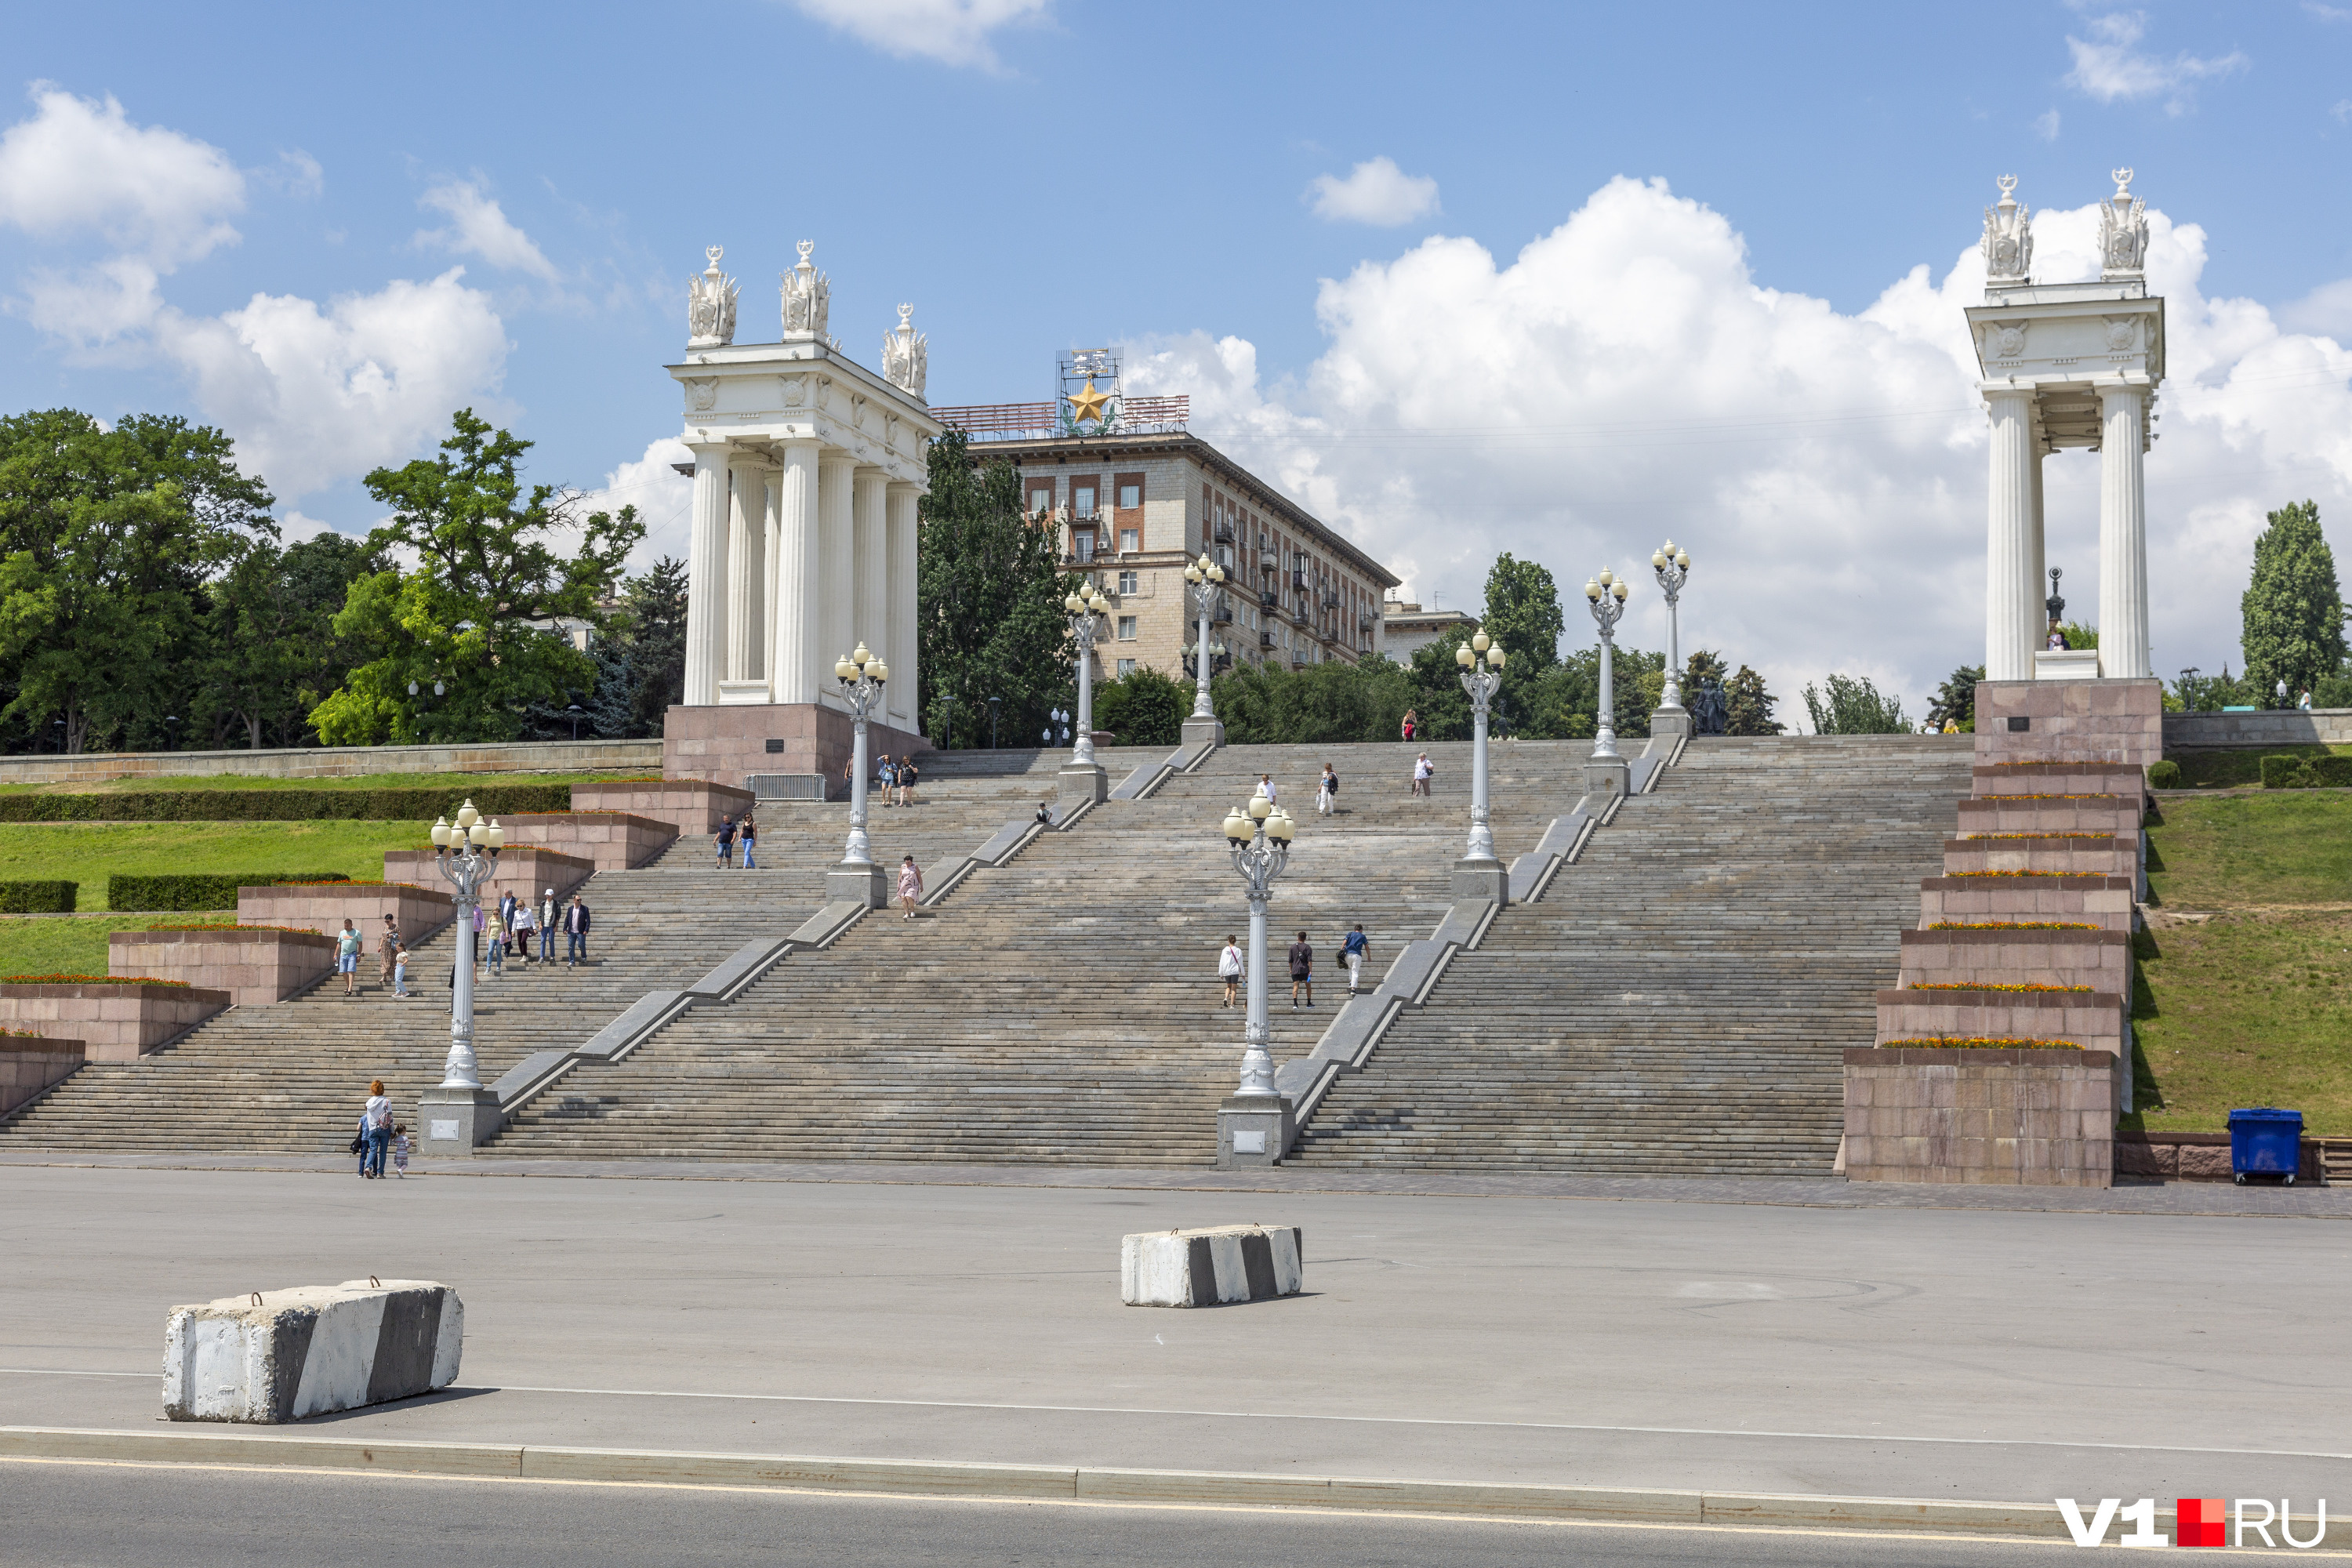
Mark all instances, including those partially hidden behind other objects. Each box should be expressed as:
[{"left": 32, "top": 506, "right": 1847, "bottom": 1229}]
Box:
[{"left": 1341, "top": 924, "right": 1370, "bottom": 996}]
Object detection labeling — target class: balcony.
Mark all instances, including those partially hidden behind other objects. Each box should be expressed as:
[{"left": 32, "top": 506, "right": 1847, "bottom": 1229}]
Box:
[
  {"left": 1259, "top": 589, "right": 1279, "bottom": 610},
  {"left": 1259, "top": 630, "right": 1276, "bottom": 649},
  {"left": 1212, "top": 520, "right": 1235, "bottom": 543},
  {"left": 1290, "top": 570, "right": 1308, "bottom": 590},
  {"left": 1321, "top": 590, "right": 1340, "bottom": 608},
  {"left": 1211, "top": 604, "right": 1233, "bottom": 624}
]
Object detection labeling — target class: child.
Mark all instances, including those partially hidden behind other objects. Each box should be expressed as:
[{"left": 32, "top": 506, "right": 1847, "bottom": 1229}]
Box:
[
  {"left": 392, "top": 946, "right": 411, "bottom": 998},
  {"left": 391, "top": 1123, "right": 411, "bottom": 1178}
]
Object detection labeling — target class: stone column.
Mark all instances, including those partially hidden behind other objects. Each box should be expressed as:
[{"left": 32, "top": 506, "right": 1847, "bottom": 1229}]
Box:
[
  {"left": 760, "top": 463, "right": 781, "bottom": 688},
  {"left": 681, "top": 443, "right": 731, "bottom": 706},
  {"left": 771, "top": 440, "right": 821, "bottom": 706},
  {"left": 817, "top": 453, "right": 858, "bottom": 703},
  {"left": 1982, "top": 388, "right": 2036, "bottom": 683},
  {"left": 886, "top": 481, "right": 920, "bottom": 733},
  {"left": 724, "top": 454, "right": 764, "bottom": 684},
  {"left": 2097, "top": 384, "right": 2151, "bottom": 679},
  {"left": 2027, "top": 444, "right": 2048, "bottom": 652},
  {"left": 852, "top": 467, "right": 890, "bottom": 706}
]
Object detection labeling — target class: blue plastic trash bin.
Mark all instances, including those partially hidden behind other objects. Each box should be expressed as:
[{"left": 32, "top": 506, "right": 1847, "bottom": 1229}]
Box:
[{"left": 2228, "top": 1108, "right": 2303, "bottom": 1185}]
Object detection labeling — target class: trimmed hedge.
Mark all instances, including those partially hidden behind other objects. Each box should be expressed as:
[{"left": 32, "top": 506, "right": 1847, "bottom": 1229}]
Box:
[
  {"left": 2146, "top": 759, "right": 2183, "bottom": 789},
  {"left": 0, "top": 784, "right": 575, "bottom": 822},
  {"left": 0, "top": 880, "right": 76, "bottom": 913},
  {"left": 2260, "top": 753, "right": 2352, "bottom": 789},
  {"left": 109, "top": 871, "right": 349, "bottom": 912}
]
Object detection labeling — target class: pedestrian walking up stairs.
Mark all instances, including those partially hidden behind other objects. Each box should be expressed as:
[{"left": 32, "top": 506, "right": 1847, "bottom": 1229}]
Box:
[
  {"left": 1287, "top": 735, "right": 1976, "bottom": 1177},
  {"left": 0, "top": 762, "right": 1073, "bottom": 1156},
  {"left": 485, "top": 739, "right": 1592, "bottom": 1165}
]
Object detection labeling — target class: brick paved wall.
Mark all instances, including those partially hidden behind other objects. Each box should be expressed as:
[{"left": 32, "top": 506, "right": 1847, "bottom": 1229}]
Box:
[{"left": 1844, "top": 1047, "right": 2115, "bottom": 1186}]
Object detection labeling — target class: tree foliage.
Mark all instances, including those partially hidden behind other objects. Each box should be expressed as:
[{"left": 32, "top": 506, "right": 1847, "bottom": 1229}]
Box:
[
  {"left": 1479, "top": 551, "right": 1564, "bottom": 673},
  {"left": 917, "top": 430, "right": 1078, "bottom": 748},
  {"left": 309, "top": 410, "right": 642, "bottom": 745},
  {"left": 1092, "top": 666, "right": 1189, "bottom": 748},
  {"left": 1925, "top": 664, "right": 1985, "bottom": 732},
  {"left": 2241, "top": 499, "right": 2346, "bottom": 705},
  {"left": 1800, "top": 673, "right": 1911, "bottom": 735}
]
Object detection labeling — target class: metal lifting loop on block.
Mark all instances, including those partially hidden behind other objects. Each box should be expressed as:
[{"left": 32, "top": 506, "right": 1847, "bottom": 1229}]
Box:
[{"left": 369, "top": 1276, "right": 381, "bottom": 1288}]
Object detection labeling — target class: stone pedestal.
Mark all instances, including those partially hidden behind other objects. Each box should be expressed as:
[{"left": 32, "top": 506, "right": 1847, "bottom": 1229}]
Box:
[
  {"left": 663, "top": 702, "right": 927, "bottom": 794},
  {"left": 1583, "top": 756, "right": 1631, "bottom": 798},
  {"left": 1973, "top": 678, "right": 2163, "bottom": 768},
  {"left": 1181, "top": 717, "right": 1226, "bottom": 749},
  {"left": 1449, "top": 858, "right": 1509, "bottom": 906},
  {"left": 416, "top": 1085, "right": 503, "bottom": 1157},
  {"left": 826, "top": 861, "right": 889, "bottom": 910},
  {"left": 1649, "top": 707, "right": 1692, "bottom": 740},
  {"left": 1058, "top": 763, "right": 1109, "bottom": 808},
  {"left": 1217, "top": 1094, "right": 1295, "bottom": 1168}
]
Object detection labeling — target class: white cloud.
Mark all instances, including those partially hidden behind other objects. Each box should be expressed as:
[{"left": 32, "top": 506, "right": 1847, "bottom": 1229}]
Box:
[
  {"left": 260, "top": 149, "right": 324, "bottom": 200},
  {"left": 2280, "top": 278, "right": 2352, "bottom": 337},
  {"left": 574, "top": 436, "right": 695, "bottom": 572},
  {"left": 0, "top": 84, "right": 243, "bottom": 266},
  {"left": 1122, "top": 176, "right": 2352, "bottom": 723},
  {"left": 786, "top": 0, "right": 1048, "bottom": 70},
  {"left": 2064, "top": 12, "right": 2248, "bottom": 112},
  {"left": 1307, "top": 157, "right": 1441, "bottom": 227},
  {"left": 415, "top": 179, "right": 559, "bottom": 281},
  {"left": 2034, "top": 108, "right": 2062, "bottom": 141}
]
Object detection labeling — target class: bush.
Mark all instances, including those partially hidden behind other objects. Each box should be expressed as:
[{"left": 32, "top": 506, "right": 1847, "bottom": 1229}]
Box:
[
  {"left": 0, "top": 880, "right": 77, "bottom": 913},
  {"left": 2260, "top": 754, "right": 2311, "bottom": 789},
  {"left": 2310, "top": 753, "right": 2352, "bottom": 787},
  {"left": 108, "top": 872, "right": 349, "bottom": 912},
  {"left": 2145, "top": 760, "right": 2183, "bottom": 789},
  {"left": 1090, "top": 667, "right": 1189, "bottom": 749},
  {"left": 0, "top": 784, "right": 575, "bottom": 823}
]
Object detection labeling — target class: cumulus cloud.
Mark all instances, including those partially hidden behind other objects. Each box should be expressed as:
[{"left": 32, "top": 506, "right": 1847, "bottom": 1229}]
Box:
[
  {"left": 0, "top": 90, "right": 514, "bottom": 505},
  {"left": 415, "top": 179, "right": 559, "bottom": 281},
  {"left": 2064, "top": 12, "right": 2248, "bottom": 112},
  {"left": 573, "top": 436, "right": 695, "bottom": 572},
  {"left": 2034, "top": 109, "right": 2062, "bottom": 141},
  {"left": 1123, "top": 176, "right": 2352, "bottom": 724},
  {"left": 785, "top": 0, "right": 1048, "bottom": 70},
  {"left": 1307, "top": 157, "right": 1441, "bottom": 227}
]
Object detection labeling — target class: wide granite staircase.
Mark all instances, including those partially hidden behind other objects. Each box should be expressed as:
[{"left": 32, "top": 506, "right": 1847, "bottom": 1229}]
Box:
[
  {"left": 482, "top": 739, "right": 1583, "bottom": 1165},
  {"left": 1288, "top": 734, "right": 1976, "bottom": 1176},
  {"left": 0, "top": 753, "right": 1080, "bottom": 1155}
]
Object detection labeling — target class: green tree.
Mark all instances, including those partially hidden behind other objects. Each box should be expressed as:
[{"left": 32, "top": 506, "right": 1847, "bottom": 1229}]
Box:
[
  {"left": 310, "top": 411, "right": 642, "bottom": 745},
  {"left": 1092, "top": 666, "right": 1192, "bottom": 748},
  {"left": 1213, "top": 656, "right": 1415, "bottom": 745},
  {"left": 621, "top": 556, "right": 688, "bottom": 735},
  {"left": 1800, "top": 673, "right": 1911, "bottom": 734},
  {"left": 1479, "top": 552, "right": 1563, "bottom": 673},
  {"left": 198, "top": 532, "right": 382, "bottom": 749},
  {"left": 1724, "top": 665, "right": 1783, "bottom": 735},
  {"left": 916, "top": 430, "right": 1076, "bottom": 748},
  {"left": 2241, "top": 499, "right": 2347, "bottom": 706},
  {"left": 1925, "top": 663, "right": 1985, "bottom": 733}
]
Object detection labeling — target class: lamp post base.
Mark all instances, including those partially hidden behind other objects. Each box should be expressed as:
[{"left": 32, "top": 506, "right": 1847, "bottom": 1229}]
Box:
[
  {"left": 1584, "top": 755, "right": 1632, "bottom": 798},
  {"left": 1058, "top": 762, "right": 1109, "bottom": 808},
  {"left": 1449, "top": 856, "right": 1511, "bottom": 906},
  {"left": 1649, "top": 706, "right": 1692, "bottom": 740},
  {"left": 1181, "top": 716, "right": 1226, "bottom": 750},
  {"left": 826, "top": 860, "right": 890, "bottom": 909},
  {"left": 1217, "top": 1094, "right": 1296, "bottom": 1168},
  {"left": 416, "top": 1086, "right": 503, "bottom": 1160}
]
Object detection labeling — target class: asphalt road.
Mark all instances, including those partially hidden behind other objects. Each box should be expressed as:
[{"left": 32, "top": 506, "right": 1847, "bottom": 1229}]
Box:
[{"left": 0, "top": 1460, "right": 2111, "bottom": 1568}]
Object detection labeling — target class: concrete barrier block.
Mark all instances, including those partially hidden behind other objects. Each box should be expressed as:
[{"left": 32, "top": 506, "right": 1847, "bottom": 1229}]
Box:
[
  {"left": 1121, "top": 1225, "right": 1302, "bottom": 1307},
  {"left": 162, "top": 1279, "right": 463, "bottom": 1423}
]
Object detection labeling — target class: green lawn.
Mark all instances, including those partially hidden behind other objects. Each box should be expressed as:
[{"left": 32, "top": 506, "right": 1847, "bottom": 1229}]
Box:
[
  {"left": 2164, "top": 745, "right": 2350, "bottom": 790},
  {"left": 2145, "top": 793, "right": 2352, "bottom": 908},
  {"left": 0, "top": 822, "right": 430, "bottom": 909},
  {"left": 0, "top": 914, "right": 164, "bottom": 979},
  {"left": 2129, "top": 913, "right": 2352, "bottom": 1136},
  {"left": 0, "top": 769, "right": 650, "bottom": 797}
]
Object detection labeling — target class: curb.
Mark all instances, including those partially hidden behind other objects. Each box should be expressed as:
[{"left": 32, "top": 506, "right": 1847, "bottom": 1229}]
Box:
[{"left": 0, "top": 1426, "right": 2117, "bottom": 1540}]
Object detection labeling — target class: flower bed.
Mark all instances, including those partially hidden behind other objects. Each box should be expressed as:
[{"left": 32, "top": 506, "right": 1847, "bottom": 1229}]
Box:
[
  {"left": 1907, "top": 982, "right": 2093, "bottom": 993},
  {"left": 1960, "top": 831, "right": 2122, "bottom": 840},
  {"left": 145, "top": 921, "right": 326, "bottom": 937},
  {"left": 1943, "top": 869, "right": 2073, "bottom": 878},
  {"left": 1, "top": 972, "right": 188, "bottom": 986},
  {"left": 1881, "top": 1036, "right": 2081, "bottom": 1049},
  {"left": 1928, "top": 920, "right": 2102, "bottom": 931}
]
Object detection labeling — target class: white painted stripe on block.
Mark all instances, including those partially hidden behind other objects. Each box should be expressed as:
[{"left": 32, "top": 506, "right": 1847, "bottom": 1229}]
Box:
[
  {"left": 162, "top": 1279, "right": 463, "bottom": 1425},
  {"left": 1120, "top": 1226, "right": 1303, "bottom": 1308}
]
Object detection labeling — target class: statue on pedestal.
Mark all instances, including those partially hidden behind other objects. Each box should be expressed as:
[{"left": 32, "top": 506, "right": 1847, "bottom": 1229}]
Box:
[
  {"left": 687, "top": 246, "right": 738, "bottom": 348},
  {"left": 1981, "top": 175, "right": 2033, "bottom": 285},
  {"left": 1693, "top": 677, "right": 1729, "bottom": 736},
  {"left": 782, "top": 241, "right": 831, "bottom": 340}
]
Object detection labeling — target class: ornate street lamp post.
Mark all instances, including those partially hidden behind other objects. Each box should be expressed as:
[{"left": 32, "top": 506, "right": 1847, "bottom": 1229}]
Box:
[
  {"left": 1584, "top": 569, "right": 1632, "bottom": 797},
  {"left": 1214, "top": 793, "right": 1298, "bottom": 1168},
  {"left": 1451, "top": 631, "right": 1509, "bottom": 903},
  {"left": 1181, "top": 553, "right": 1229, "bottom": 747},
  {"left": 418, "top": 799, "right": 505, "bottom": 1156},
  {"left": 1058, "top": 581, "right": 1113, "bottom": 806},
  {"left": 1650, "top": 540, "right": 1693, "bottom": 737},
  {"left": 828, "top": 641, "right": 889, "bottom": 908}
]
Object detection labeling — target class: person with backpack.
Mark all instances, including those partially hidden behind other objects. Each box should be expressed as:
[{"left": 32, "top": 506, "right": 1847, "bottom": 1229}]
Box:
[
  {"left": 1317, "top": 764, "right": 1338, "bottom": 817},
  {"left": 1411, "top": 753, "right": 1434, "bottom": 797},
  {"left": 1341, "top": 924, "right": 1370, "bottom": 996},
  {"left": 1288, "top": 930, "right": 1314, "bottom": 1011},
  {"left": 1218, "top": 935, "right": 1243, "bottom": 1009},
  {"left": 358, "top": 1079, "right": 392, "bottom": 1179},
  {"left": 877, "top": 754, "right": 897, "bottom": 807}
]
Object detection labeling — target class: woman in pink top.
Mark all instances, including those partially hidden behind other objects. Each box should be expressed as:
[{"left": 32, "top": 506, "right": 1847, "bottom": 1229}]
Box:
[{"left": 897, "top": 855, "right": 923, "bottom": 921}]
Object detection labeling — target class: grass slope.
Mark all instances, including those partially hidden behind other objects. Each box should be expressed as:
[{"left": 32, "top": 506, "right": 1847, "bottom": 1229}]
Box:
[
  {"left": 2133, "top": 792, "right": 2352, "bottom": 1135},
  {"left": 0, "top": 915, "right": 162, "bottom": 979},
  {"left": 0, "top": 769, "right": 649, "bottom": 797},
  {"left": 2165, "top": 744, "right": 2351, "bottom": 790},
  {"left": 0, "top": 822, "right": 428, "bottom": 910}
]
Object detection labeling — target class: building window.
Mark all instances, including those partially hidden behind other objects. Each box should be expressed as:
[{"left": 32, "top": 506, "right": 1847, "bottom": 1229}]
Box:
[
  {"left": 1029, "top": 487, "right": 1053, "bottom": 516},
  {"left": 1074, "top": 485, "right": 1097, "bottom": 518},
  {"left": 1119, "top": 528, "right": 1139, "bottom": 554},
  {"left": 1073, "top": 530, "right": 1095, "bottom": 561},
  {"left": 1118, "top": 483, "right": 1140, "bottom": 510},
  {"left": 1117, "top": 569, "right": 1138, "bottom": 594},
  {"left": 1117, "top": 615, "right": 1138, "bottom": 641},
  {"left": 1214, "top": 545, "right": 1232, "bottom": 570},
  {"left": 1117, "top": 658, "right": 1137, "bottom": 677}
]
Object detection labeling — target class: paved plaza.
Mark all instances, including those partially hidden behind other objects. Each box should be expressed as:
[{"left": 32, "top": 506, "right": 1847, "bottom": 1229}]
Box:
[{"left": 5, "top": 1161, "right": 2345, "bottom": 1520}]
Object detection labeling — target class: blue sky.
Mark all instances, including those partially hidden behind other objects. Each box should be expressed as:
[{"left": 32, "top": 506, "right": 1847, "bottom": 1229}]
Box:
[{"left": 2, "top": 2, "right": 2347, "bottom": 718}]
